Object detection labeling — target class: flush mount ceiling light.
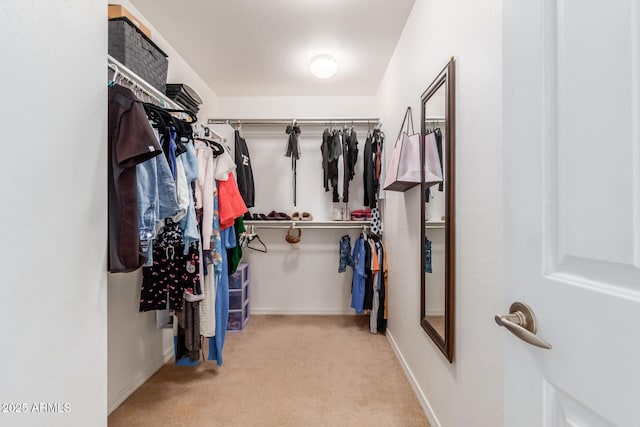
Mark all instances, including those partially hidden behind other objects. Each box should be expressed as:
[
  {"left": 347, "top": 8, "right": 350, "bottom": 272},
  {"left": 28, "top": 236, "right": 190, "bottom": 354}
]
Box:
[{"left": 310, "top": 54, "right": 338, "bottom": 79}]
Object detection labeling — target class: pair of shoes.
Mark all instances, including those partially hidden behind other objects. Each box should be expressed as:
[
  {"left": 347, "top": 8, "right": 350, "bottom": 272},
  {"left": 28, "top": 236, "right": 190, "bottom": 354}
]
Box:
[
  {"left": 267, "top": 211, "right": 292, "bottom": 220},
  {"left": 291, "top": 212, "right": 313, "bottom": 221},
  {"left": 252, "top": 213, "right": 268, "bottom": 220}
]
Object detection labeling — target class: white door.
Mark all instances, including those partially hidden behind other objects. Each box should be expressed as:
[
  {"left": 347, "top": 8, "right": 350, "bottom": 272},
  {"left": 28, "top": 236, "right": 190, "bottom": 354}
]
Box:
[{"left": 503, "top": 1, "right": 640, "bottom": 426}]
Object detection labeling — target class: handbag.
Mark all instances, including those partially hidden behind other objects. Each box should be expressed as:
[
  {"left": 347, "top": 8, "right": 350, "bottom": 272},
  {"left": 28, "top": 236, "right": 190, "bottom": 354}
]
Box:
[
  {"left": 424, "top": 131, "right": 444, "bottom": 188},
  {"left": 383, "top": 107, "right": 421, "bottom": 192},
  {"left": 285, "top": 225, "right": 302, "bottom": 244}
]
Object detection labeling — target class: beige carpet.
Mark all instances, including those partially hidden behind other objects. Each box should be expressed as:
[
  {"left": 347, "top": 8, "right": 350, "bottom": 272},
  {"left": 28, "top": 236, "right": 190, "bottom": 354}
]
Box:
[{"left": 109, "top": 315, "right": 429, "bottom": 427}]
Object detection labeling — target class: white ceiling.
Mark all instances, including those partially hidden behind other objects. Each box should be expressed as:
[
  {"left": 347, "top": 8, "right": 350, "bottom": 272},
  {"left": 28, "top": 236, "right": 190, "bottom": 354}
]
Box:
[{"left": 130, "top": 0, "right": 416, "bottom": 96}]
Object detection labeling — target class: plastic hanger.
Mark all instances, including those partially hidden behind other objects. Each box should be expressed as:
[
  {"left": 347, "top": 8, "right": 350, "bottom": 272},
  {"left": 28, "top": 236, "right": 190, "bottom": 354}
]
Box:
[{"left": 247, "top": 234, "right": 268, "bottom": 253}]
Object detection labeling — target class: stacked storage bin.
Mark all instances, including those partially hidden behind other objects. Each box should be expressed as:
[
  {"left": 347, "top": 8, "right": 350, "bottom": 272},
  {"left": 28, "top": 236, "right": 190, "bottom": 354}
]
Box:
[{"left": 228, "top": 262, "right": 250, "bottom": 331}]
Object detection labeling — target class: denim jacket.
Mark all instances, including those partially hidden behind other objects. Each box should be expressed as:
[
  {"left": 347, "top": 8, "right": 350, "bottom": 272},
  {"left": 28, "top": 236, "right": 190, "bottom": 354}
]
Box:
[
  {"left": 179, "top": 141, "right": 200, "bottom": 252},
  {"left": 136, "top": 129, "right": 181, "bottom": 264}
]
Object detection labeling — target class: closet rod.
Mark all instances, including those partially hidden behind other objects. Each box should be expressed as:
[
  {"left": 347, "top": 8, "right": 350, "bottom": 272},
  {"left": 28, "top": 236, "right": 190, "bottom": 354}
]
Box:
[
  {"left": 207, "top": 118, "right": 381, "bottom": 126},
  {"left": 244, "top": 220, "right": 370, "bottom": 230},
  {"left": 108, "top": 55, "right": 177, "bottom": 109},
  {"left": 108, "top": 56, "right": 226, "bottom": 142}
]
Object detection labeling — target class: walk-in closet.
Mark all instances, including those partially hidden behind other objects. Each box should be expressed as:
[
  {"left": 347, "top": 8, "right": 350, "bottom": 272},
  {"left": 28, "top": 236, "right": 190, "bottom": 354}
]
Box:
[
  {"left": 103, "top": 1, "right": 432, "bottom": 425},
  {"left": 10, "top": 0, "right": 601, "bottom": 425}
]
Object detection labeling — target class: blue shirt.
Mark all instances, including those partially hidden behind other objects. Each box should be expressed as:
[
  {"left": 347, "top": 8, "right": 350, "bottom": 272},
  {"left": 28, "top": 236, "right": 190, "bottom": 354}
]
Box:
[
  {"left": 208, "top": 226, "right": 236, "bottom": 366},
  {"left": 350, "top": 237, "right": 366, "bottom": 314},
  {"left": 179, "top": 141, "right": 200, "bottom": 252}
]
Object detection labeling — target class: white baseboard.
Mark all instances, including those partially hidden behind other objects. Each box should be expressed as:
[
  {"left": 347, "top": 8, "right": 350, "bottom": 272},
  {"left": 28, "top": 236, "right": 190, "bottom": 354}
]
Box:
[
  {"left": 108, "top": 346, "right": 174, "bottom": 414},
  {"left": 386, "top": 329, "right": 442, "bottom": 427},
  {"left": 250, "top": 307, "right": 353, "bottom": 315}
]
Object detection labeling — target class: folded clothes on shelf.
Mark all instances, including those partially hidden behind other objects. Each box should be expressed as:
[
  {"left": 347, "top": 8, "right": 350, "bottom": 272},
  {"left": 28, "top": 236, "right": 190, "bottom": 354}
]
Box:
[{"left": 350, "top": 208, "right": 372, "bottom": 220}]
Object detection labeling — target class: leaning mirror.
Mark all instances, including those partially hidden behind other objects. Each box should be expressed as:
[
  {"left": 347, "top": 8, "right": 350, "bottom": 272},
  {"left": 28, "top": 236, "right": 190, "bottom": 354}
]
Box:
[{"left": 420, "top": 58, "right": 455, "bottom": 362}]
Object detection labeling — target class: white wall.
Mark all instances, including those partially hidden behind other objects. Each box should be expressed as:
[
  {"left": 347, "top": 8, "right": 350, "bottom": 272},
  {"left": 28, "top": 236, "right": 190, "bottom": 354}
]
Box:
[
  {"left": 216, "top": 97, "right": 377, "bottom": 314},
  {"left": 238, "top": 124, "right": 369, "bottom": 314},
  {"left": 117, "top": 0, "right": 219, "bottom": 120},
  {"left": 217, "top": 96, "right": 377, "bottom": 120},
  {"left": 377, "top": 1, "right": 503, "bottom": 426},
  {"left": 107, "top": 1, "right": 220, "bottom": 413},
  {"left": 0, "top": 1, "right": 107, "bottom": 426}
]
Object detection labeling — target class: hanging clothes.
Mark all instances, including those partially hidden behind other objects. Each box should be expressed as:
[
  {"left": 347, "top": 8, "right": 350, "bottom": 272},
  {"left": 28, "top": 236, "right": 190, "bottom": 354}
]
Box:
[
  {"left": 363, "top": 129, "right": 384, "bottom": 208},
  {"left": 178, "top": 141, "right": 201, "bottom": 251},
  {"left": 321, "top": 129, "right": 331, "bottom": 192},
  {"left": 426, "top": 127, "right": 444, "bottom": 202},
  {"left": 347, "top": 233, "right": 388, "bottom": 333},
  {"left": 234, "top": 129, "right": 255, "bottom": 208},
  {"left": 285, "top": 123, "right": 301, "bottom": 205},
  {"left": 321, "top": 128, "right": 358, "bottom": 203},
  {"left": 135, "top": 128, "right": 182, "bottom": 266},
  {"left": 208, "top": 226, "right": 236, "bottom": 366},
  {"left": 198, "top": 189, "right": 220, "bottom": 338},
  {"left": 228, "top": 217, "right": 246, "bottom": 275},
  {"left": 345, "top": 128, "right": 359, "bottom": 203},
  {"left": 108, "top": 85, "right": 164, "bottom": 273},
  {"left": 218, "top": 171, "right": 248, "bottom": 230},
  {"left": 363, "top": 133, "right": 376, "bottom": 208},
  {"left": 175, "top": 299, "right": 201, "bottom": 364},
  {"left": 434, "top": 128, "right": 444, "bottom": 192},
  {"left": 139, "top": 220, "right": 200, "bottom": 312},
  {"left": 350, "top": 236, "right": 366, "bottom": 314}
]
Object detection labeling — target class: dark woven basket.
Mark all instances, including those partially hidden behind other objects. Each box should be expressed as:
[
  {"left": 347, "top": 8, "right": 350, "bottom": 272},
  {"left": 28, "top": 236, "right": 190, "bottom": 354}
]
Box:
[{"left": 108, "top": 17, "right": 168, "bottom": 93}]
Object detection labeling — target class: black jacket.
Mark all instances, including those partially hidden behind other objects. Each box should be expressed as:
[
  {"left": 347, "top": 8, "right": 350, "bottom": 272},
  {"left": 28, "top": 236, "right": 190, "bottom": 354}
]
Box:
[{"left": 234, "top": 130, "right": 255, "bottom": 208}]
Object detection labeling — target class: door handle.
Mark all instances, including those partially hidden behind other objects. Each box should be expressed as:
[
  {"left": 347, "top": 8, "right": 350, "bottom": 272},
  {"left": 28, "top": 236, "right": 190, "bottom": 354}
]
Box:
[{"left": 495, "top": 302, "right": 552, "bottom": 350}]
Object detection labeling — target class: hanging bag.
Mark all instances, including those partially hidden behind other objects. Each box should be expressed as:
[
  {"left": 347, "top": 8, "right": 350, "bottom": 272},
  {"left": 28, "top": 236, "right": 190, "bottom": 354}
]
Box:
[
  {"left": 424, "top": 130, "right": 444, "bottom": 188},
  {"left": 383, "top": 107, "right": 421, "bottom": 192}
]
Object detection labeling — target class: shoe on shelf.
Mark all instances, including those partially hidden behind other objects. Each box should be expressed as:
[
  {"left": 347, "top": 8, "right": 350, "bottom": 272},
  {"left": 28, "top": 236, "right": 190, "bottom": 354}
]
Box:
[
  {"left": 301, "top": 212, "right": 313, "bottom": 221},
  {"left": 291, "top": 212, "right": 301, "bottom": 221},
  {"left": 278, "top": 212, "right": 292, "bottom": 220}
]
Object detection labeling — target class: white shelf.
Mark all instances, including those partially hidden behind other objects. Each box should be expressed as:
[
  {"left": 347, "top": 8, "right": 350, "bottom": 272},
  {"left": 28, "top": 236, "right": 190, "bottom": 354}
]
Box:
[{"left": 244, "top": 220, "right": 370, "bottom": 229}]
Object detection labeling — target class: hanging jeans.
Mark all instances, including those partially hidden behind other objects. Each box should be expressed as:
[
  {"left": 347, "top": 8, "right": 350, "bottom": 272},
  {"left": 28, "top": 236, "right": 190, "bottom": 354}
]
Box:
[
  {"left": 338, "top": 235, "right": 353, "bottom": 272},
  {"left": 425, "top": 238, "right": 433, "bottom": 273}
]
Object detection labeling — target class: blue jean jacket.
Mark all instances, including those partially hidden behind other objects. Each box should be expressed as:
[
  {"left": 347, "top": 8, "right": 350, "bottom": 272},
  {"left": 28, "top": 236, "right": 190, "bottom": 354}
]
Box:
[
  {"left": 136, "top": 135, "right": 181, "bottom": 265},
  {"left": 338, "top": 235, "right": 353, "bottom": 272},
  {"left": 179, "top": 141, "right": 200, "bottom": 252}
]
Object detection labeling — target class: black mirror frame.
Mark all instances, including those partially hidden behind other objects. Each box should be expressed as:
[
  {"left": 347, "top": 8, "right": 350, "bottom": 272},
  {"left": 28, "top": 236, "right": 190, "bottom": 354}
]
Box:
[{"left": 420, "top": 57, "right": 455, "bottom": 363}]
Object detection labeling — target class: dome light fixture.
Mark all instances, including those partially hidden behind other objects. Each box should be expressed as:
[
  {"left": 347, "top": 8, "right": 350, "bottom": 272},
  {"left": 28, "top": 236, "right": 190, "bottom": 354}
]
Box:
[{"left": 310, "top": 54, "right": 338, "bottom": 79}]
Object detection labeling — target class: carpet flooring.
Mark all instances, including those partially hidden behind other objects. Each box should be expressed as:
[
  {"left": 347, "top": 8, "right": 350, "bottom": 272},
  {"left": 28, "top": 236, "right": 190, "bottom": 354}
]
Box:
[{"left": 109, "top": 315, "right": 430, "bottom": 427}]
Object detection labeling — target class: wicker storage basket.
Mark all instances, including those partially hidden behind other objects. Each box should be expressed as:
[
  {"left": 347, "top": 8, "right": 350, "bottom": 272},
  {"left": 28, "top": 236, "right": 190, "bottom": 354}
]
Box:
[{"left": 108, "top": 17, "right": 168, "bottom": 92}]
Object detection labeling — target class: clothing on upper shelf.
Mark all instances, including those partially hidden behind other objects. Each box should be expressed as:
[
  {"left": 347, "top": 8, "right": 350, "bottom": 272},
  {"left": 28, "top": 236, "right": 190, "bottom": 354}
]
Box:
[
  {"left": 363, "top": 129, "right": 384, "bottom": 209},
  {"left": 234, "top": 130, "right": 255, "bottom": 208}
]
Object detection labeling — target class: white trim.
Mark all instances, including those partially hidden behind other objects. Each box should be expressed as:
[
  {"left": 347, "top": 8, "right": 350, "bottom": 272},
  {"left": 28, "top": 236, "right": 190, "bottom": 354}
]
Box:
[
  {"left": 386, "top": 329, "right": 442, "bottom": 427},
  {"left": 108, "top": 347, "right": 174, "bottom": 414},
  {"left": 250, "top": 307, "right": 353, "bottom": 315}
]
